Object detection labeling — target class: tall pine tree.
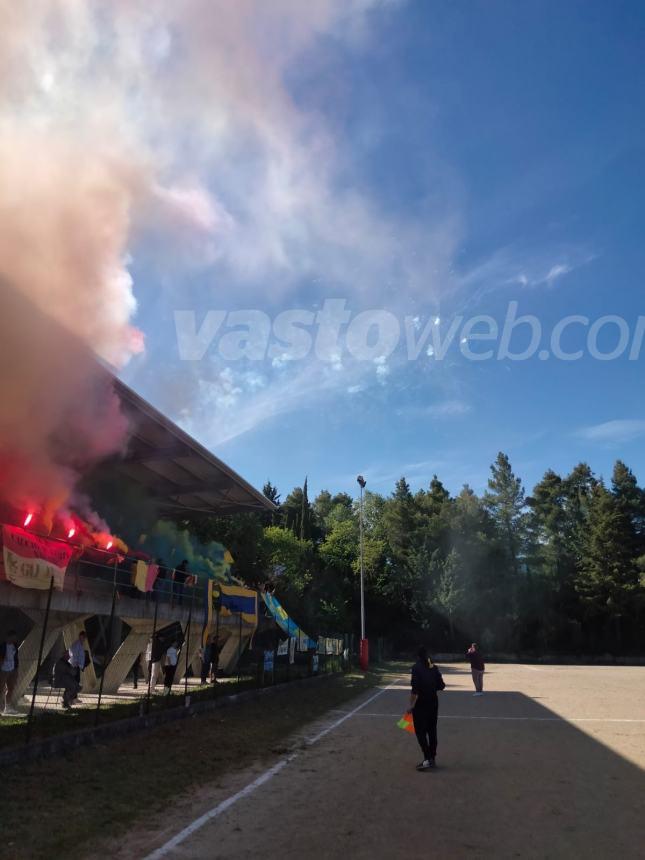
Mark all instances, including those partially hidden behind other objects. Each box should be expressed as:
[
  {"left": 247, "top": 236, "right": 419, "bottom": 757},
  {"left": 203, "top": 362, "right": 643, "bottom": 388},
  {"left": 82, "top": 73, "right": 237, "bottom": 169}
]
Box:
[
  {"left": 484, "top": 452, "right": 526, "bottom": 576},
  {"left": 577, "top": 480, "right": 639, "bottom": 647}
]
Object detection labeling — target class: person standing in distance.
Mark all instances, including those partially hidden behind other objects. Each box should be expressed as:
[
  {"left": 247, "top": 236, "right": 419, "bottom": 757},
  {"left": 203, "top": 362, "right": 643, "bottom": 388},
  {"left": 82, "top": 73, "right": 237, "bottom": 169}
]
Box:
[
  {"left": 406, "top": 646, "right": 445, "bottom": 771},
  {"left": 467, "top": 642, "right": 485, "bottom": 695}
]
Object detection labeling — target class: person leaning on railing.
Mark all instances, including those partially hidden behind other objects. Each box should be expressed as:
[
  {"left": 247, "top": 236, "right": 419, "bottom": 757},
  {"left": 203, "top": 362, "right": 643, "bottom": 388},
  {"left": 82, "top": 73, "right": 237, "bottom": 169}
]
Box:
[{"left": 172, "top": 560, "right": 189, "bottom": 606}]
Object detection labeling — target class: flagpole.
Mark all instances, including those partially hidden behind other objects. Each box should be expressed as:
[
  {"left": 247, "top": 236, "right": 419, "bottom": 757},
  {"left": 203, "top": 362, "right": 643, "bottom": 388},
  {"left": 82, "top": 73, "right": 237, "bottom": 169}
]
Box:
[
  {"left": 357, "top": 475, "right": 368, "bottom": 671},
  {"left": 25, "top": 576, "right": 54, "bottom": 744}
]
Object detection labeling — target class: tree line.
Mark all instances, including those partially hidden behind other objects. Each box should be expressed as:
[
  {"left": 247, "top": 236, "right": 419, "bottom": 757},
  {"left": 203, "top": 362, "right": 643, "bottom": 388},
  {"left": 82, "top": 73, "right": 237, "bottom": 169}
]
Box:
[{"left": 189, "top": 455, "right": 645, "bottom": 655}]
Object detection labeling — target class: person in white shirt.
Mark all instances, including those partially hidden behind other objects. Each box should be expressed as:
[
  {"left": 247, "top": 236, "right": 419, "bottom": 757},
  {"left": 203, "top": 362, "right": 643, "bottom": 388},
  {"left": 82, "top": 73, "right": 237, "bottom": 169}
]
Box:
[
  {"left": 0, "top": 629, "right": 20, "bottom": 715},
  {"left": 164, "top": 643, "right": 179, "bottom": 694},
  {"left": 68, "top": 630, "right": 88, "bottom": 690}
]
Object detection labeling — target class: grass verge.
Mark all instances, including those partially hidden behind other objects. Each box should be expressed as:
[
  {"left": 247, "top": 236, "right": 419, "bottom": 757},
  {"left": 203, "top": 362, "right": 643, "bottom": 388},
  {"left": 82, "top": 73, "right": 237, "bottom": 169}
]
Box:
[
  {"left": 0, "top": 660, "right": 335, "bottom": 750},
  {"left": 0, "top": 666, "right": 389, "bottom": 860}
]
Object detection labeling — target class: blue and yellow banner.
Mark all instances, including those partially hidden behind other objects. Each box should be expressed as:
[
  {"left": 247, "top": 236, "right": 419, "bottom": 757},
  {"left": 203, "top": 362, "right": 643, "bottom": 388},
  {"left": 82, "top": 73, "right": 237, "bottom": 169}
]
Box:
[
  {"left": 219, "top": 583, "right": 258, "bottom": 624},
  {"left": 204, "top": 581, "right": 258, "bottom": 635},
  {"left": 262, "top": 592, "right": 317, "bottom": 650}
]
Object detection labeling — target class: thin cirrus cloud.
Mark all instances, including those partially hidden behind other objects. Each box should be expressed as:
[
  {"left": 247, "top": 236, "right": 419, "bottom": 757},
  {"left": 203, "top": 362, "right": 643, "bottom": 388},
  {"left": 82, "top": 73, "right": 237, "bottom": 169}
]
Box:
[
  {"left": 576, "top": 419, "right": 645, "bottom": 445},
  {"left": 456, "top": 244, "right": 595, "bottom": 312}
]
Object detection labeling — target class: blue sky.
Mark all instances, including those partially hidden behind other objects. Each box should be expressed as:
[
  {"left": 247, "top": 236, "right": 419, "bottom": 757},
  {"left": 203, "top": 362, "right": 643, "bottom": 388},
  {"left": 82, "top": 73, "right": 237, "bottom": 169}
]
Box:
[{"left": 117, "top": 0, "right": 645, "bottom": 502}]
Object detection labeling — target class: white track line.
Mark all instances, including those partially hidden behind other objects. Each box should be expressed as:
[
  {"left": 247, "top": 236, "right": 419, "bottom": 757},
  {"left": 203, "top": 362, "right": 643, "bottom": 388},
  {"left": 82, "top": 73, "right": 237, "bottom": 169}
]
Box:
[
  {"left": 353, "top": 713, "right": 645, "bottom": 723},
  {"left": 142, "top": 678, "right": 402, "bottom": 860}
]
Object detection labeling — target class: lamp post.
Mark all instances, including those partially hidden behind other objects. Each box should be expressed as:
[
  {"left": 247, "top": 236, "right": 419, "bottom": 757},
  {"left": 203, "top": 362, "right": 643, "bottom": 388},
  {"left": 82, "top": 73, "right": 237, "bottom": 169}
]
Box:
[{"left": 357, "top": 475, "right": 368, "bottom": 671}]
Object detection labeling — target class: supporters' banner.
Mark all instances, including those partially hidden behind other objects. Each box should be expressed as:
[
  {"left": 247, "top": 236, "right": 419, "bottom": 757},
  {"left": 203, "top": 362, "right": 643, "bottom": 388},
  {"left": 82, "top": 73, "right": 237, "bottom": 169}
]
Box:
[
  {"left": 289, "top": 636, "right": 296, "bottom": 664},
  {"left": 277, "top": 638, "right": 289, "bottom": 657},
  {"left": 298, "top": 629, "right": 316, "bottom": 652},
  {"left": 218, "top": 584, "right": 258, "bottom": 625},
  {"left": 317, "top": 636, "right": 342, "bottom": 655},
  {"left": 202, "top": 558, "right": 252, "bottom": 643},
  {"left": 132, "top": 560, "right": 159, "bottom": 593},
  {"left": 264, "top": 650, "right": 274, "bottom": 671},
  {"left": 262, "top": 592, "right": 317, "bottom": 650},
  {"left": 1, "top": 525, "right": 73, "bottom": 591}
]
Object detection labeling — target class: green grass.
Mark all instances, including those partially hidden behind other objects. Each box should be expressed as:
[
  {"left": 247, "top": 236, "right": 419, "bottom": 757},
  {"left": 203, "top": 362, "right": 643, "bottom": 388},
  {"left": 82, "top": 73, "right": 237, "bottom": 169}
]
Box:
[
  {"left": 0, "top": 666, "right": 388, "bottom": 860},
  {"left": 0, "top": 660, "right": 343, "bottom": 750}
]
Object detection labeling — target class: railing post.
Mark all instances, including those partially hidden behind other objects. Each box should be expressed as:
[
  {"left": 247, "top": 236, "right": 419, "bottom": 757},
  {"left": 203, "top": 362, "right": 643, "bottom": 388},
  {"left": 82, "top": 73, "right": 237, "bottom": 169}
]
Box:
[
  {"left": 25, "top": 576, "right": 54, "bottom": 745},
  {"left": 145, "top": 597, "right": 159, "bottom": 715},
  {"left": 94, "top": 562, "right": 118, "bottom": 726},
  {"left": 184, "top": 578, "right": 195, "bottom": 702}
]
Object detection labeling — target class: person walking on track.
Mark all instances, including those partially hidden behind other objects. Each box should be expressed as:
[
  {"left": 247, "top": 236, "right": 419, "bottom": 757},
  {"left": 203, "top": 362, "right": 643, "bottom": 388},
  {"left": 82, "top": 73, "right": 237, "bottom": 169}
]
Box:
[
  {"left": 467, "top": 643, "right": 485, "bottom": 695},
  {"left": 406, "top": 646, "right": 445, "bottom": 771}
]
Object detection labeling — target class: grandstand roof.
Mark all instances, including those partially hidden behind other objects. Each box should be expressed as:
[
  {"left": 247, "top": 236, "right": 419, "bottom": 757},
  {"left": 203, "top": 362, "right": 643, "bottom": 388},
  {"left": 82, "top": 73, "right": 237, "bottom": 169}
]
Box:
[{"left": 112, "top": 379, "right": 274, "bottom": 516}]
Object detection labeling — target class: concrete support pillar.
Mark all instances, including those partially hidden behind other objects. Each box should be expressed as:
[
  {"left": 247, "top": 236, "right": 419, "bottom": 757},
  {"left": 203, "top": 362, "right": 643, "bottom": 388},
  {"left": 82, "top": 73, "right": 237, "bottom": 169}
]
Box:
[
  {"left": 191, "top": 653, "right": 202, "bottom": 676},
  {"left": 12, "top": 611, "right": 90, "bottom": 703},
  {"left": 110, "top": 618, "right": 124, "bottom": 657},
  {"left": 176, "top": 623, "right": 203, "bottom": 683},
  {"left": 218, "top": 627, "right": 254, "bottom": 674},
  {"left": 100, "top": 619, "right": 175, "bottom": 694}
]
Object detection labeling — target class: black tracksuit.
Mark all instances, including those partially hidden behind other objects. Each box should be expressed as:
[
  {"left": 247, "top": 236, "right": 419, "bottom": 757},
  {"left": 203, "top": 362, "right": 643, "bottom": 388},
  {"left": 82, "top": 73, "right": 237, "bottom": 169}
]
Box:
[{"left": 411, "top": 659, "right": 445, "bottom": 761}]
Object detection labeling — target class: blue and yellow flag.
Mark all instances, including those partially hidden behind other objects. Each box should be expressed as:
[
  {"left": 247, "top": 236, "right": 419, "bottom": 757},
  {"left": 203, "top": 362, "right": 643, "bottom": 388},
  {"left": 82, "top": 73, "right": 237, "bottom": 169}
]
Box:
[
  {"left": 262, "top": 592, "right": 317, "bottom": 649},
  {"left": 219, "top": 583, "right": 258, "bottom": 624},
  {"left": 203, "top": 581, "right": 258, "bottom": 643}
]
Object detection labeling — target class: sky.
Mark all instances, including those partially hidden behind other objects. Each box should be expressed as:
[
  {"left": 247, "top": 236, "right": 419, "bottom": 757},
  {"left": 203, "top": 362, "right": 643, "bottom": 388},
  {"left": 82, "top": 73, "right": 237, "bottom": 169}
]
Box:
[
  {"left": 125, "top": 0, "right": 645, "bottom": 502},
  {"left": 23, "top": 0, "right": 642, "bottom": 504}
]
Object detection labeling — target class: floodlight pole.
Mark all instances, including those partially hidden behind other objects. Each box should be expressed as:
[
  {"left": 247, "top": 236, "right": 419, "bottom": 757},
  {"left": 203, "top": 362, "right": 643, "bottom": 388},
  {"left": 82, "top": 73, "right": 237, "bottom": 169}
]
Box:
[{"left": 357, "top": 475, "right": 368, "bottom": 671}]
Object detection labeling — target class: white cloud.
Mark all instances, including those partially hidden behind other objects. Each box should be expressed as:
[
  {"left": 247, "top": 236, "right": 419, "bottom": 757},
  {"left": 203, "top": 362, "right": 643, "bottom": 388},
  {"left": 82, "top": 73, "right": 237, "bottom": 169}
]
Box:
[
  {"left": 374, "top": 355, "right": 389, "bottom": 383},
  {"left": 545, "top": 263, "right": 573, "bottom": 285},
  {"left": 457, "top": 245, "right": 594, "bottom": 309},
  {"left": 576, "top": 419, "right": 645, "bottom": 445},
  {"left": 271, "top": 353, "right": 294, "bottom": 369},
  {"left": 2, "top": 1, "right": 468, "bottom": 447},
  {"left": 242, "top": 371, "right": 266, "bottom": 391}
]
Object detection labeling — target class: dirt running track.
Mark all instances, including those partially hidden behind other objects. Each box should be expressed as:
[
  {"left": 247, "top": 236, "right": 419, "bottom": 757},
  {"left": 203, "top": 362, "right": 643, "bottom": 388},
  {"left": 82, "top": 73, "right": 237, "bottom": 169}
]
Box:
[{"left": 115, "top": 664, "right": 645, "bottom": 860}]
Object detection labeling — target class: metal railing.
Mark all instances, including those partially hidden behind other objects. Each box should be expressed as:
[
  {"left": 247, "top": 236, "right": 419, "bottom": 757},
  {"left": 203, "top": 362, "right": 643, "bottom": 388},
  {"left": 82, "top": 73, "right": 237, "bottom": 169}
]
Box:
[
  {"left": 1, "top": 554, "right": 352, "bottom": 750},
  {"left": 65, "top": 556, "right": 209, "bottom": 612}
]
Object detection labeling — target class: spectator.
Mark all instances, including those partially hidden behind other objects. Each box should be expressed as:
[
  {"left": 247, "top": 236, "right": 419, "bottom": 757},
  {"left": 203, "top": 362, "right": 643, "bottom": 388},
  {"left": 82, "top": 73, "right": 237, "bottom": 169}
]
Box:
[
  {"left": 467, "top": 642, "right": 486, "bottom": 696},
  {"left": 54, "top": 653, "right": 80, "bottom": 710},
  {"left": 164, "top": 642, "right": 179, "bottom": 694},
  {"left": 148, "top": 637, "right": 164, "bottom": 688},
  {"left": 172, "top": 560, "right": 189, "bottom": 606},
  {"left": 200, "top": 634, "right": 220, "bottom": 684},
  {"left": 68, "top": 631, "right": 88, "bottom": 688},
  {"left": 0, "top": 629, "right": 20, "bottom": 716}
]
